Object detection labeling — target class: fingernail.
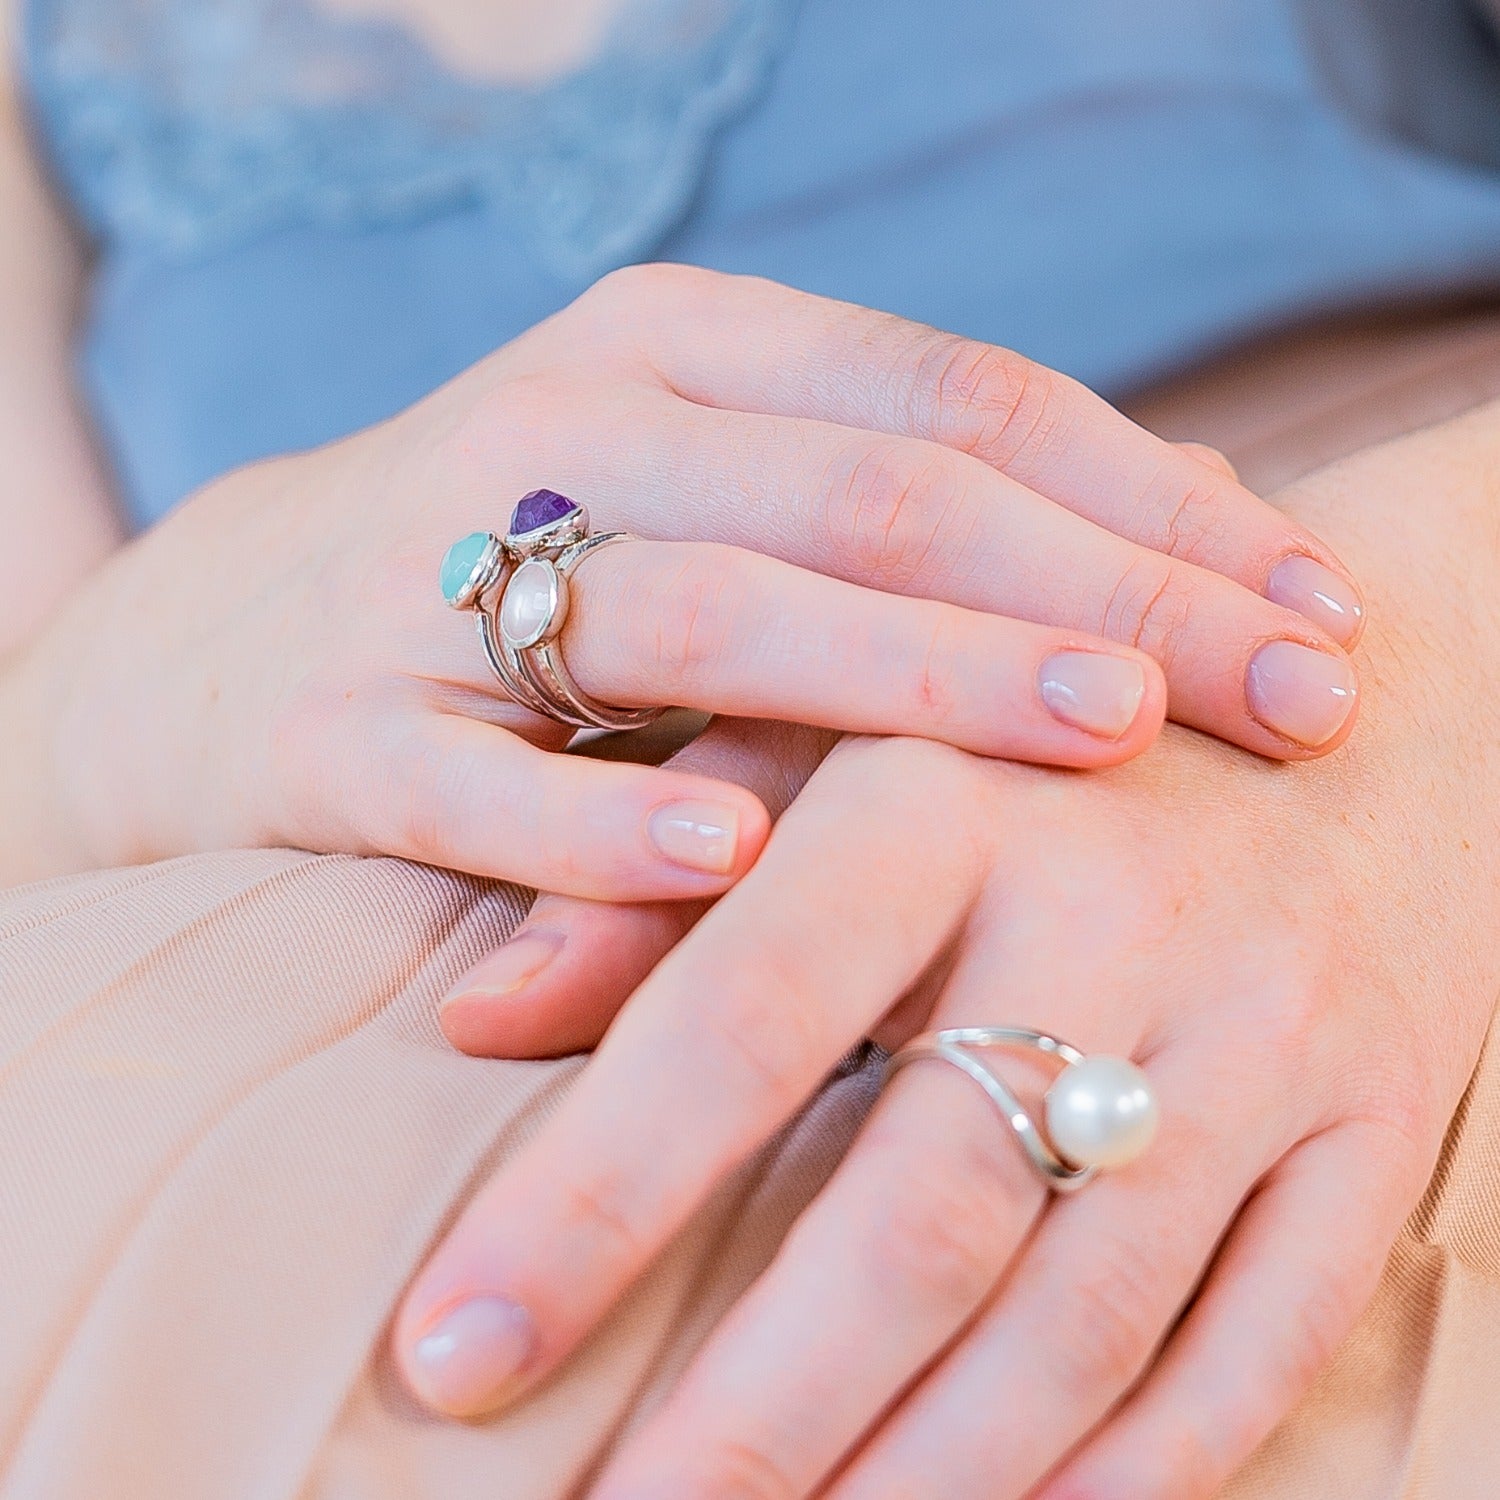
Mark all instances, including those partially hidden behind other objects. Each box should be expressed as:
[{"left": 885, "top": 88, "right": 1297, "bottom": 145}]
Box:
[
  {"left": 1039, "top": 652, "right": 1147, "bottom": 739},
  {"left": 442, "top": 930, "right": 563, "bottom": 1007},
  {"left": 1266, "top": 556, "right": 1365, "bottom": 647},
  {"left": 410, "top": 1297, "right": 536, "bottom": 1418},
  {"left": 647, "top": 801, "right": 740, "bottom": 875},
  {"left": 1246, "top": 641, "right": 1358, "bottom": 747}
]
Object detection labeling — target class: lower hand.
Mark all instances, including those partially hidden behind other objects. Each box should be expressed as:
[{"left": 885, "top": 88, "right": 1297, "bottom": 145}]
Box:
[{"left": 395, "top": 406, "right": 1500, "bottom": 1497}]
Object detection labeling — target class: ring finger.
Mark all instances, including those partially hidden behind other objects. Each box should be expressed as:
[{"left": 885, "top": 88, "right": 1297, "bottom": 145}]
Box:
[
  {"left": 476, "top": 538, "right": 1168, "bottom": 766},
  {"left": 826, "top": 1044, "right": 1282, "bottom": 1500}
]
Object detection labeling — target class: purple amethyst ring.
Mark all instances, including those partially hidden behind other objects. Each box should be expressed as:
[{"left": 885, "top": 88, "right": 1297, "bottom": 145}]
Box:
[{"left": 441, "top": 490, "right": 663, "bottom": 732}]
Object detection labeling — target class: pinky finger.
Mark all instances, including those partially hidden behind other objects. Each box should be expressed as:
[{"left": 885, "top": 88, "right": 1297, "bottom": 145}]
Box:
[
  {"left": 440, "top": 719, "right": 834, "bottom": 1057},
  {"left": 1037, "top": 1121, "right": 1428, "bottom": 1500},
  {"left": 353, "top": 712, "right": 772, "bottom": 902}
]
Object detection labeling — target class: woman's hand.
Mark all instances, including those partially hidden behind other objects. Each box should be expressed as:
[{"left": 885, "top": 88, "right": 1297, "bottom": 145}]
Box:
[
  {"left": 3, "top": 265, "right": 1361, "bottom": 891},
  {"left": 393, "top": 405, "right": 1500, "bottom": 1498}
]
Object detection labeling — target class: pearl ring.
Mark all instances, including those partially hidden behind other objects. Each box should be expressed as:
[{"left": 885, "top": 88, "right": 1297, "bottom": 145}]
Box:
[
  {"left": 885, "top": 1027, "right": 1159, "bottom": 1192},
  {"left": 441, "top": 490, "right": 663, "bottom": 732}
]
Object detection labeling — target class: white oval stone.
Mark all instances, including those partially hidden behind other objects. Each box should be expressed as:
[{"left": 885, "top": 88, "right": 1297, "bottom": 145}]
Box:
[
  {"left": 500, "top": 558, "right": 560, "bottom": 649},
  {"left": 1044, "top": 1054, "right": 1159, "bottom": 1169}
]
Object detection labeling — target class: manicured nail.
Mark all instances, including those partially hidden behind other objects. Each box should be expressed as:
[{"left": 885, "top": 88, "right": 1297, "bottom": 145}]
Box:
[
  {"left": 1246, "top": 641, "right": 1358, "bottom": 747},
  {"left": 410, "top": 1297, "right": 536, "bottom": 1418},
  {"left": 1266, "top": 556, "right": 1365, "bottom": 647},
  {"left": 647, "top": 801, "right": 740, "bottom": 874},
  {"left": 1039, "top": 652, "right": 1147, "bottom": 739},
  {"left": 442, "top": 929, "right": 564, "bottom": 1009}
]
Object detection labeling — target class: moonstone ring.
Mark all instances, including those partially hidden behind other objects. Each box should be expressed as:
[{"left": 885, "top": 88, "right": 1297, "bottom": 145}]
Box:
[
  {"left": 440, "top": 490, "right": 663, "bottom": 731},
  {"left": 885, "top": 1027, "right": 1159, "bottom": 1192}
]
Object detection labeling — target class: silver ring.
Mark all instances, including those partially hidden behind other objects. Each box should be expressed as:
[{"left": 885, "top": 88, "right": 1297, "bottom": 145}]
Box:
[
  {"left": 441, "top": 490, "right": 664, "bottom": 732},
  {"left": 885, "top": 1026, "right": 1159, "bottom": 1194}
]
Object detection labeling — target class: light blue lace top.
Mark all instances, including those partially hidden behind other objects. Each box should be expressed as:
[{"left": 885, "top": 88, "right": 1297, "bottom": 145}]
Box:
[{"left": 20, "top": 0, "right": 1500, "bottom": 526}]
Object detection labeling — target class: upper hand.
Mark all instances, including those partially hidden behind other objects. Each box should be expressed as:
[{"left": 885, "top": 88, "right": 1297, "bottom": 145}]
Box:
[
  {"left": 12, "top": 266, "right": 1360, "bottom": 892},
  {"left": 395, "top": 406, "right": 1500, "bottom": 1497}
]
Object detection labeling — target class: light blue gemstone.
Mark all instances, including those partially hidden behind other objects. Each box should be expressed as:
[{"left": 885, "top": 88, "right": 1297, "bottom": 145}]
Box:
[{"left": 440, "top": 531, "right": 492, "bottom": 603}]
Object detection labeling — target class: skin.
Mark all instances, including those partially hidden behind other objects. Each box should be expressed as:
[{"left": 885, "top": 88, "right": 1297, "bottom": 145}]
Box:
[
  {"left": 0, "top": 259, "right": 1368, "bottom": 893},
  {"left": 399, "top": 403, "right": 1500, "bottom": 1498},
  {"left": 320, "top": 0, "right": 621, "bottom": 81},
  {"left": 0, "top": 10, "right": 1431, "bottom": 1486},
  {"left": 0, "top": 0, "right": 122, "bottom": 660},
  {"left": 0, "top": 0, "right": 1367, "bottom": 895}
]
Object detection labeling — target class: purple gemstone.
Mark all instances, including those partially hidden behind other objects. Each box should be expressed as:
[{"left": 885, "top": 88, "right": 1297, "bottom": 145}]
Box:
[{"left": 510, "top": 488, "right": 579, "bottom": 535}]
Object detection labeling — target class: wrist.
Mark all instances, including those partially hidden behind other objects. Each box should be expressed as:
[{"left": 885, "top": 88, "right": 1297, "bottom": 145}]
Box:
[
  {"left": 1279, "top": 400, "right": 1500, "bottom": 705},
  {"left": 1269, "top": 400, "right": 1500, "bottom": 885}
]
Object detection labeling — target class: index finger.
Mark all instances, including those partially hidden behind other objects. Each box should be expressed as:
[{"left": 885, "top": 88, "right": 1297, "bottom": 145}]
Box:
[
  {"left": 586, "top": 266, "right": 1365, "bottom": 648},
  {"left": 393, "top": 738, "right": 989, "bottom": 1418}
]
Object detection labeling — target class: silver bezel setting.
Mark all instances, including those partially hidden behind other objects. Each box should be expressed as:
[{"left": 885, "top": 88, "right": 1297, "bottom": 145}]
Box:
[
  {"left": 444, "top": 531, "right": 508, "bottom": 611},
  {"left": 504, "top": 501, "right": 590, "bottom": 558},
  {"left": 499, "top": 557, "right": 570, "bottom": 651}
]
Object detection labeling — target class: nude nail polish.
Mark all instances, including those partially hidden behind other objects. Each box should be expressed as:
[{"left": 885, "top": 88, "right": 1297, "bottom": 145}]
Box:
[
  {"left": 442, "top": 930, "right": 563, "bottom": 1008},
  {"left": 410, "top": 1297, "right": 537, "bottom": 1418},
  {"left": 1039, "top": 652, "right": 1148, "bottom": 739},
  {"left": 1266, "top": 556, "right": 1365, "bottom": 647},
  {"left": 647, "top": 801, "right": 740, "bottom": 874},
  {"left": 1246, "top": 641, "right": 1358, "bottom": 748}
]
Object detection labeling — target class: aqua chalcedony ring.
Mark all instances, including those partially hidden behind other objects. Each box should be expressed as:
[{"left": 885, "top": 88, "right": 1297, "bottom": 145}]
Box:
[
  {"left": 885, "top": 1027, "right": 1159, "bottom": 1193},
  {"left": 441, "top": 489, "right": 663, "bottom": 732}
]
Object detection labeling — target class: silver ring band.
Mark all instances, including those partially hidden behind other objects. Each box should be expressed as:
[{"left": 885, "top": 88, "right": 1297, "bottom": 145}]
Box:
[
  {"left": 885, "top": 1026, "right": 1158, "bottom": 1194},
  {"left": 441, "top": 491, "right": 666, "bottom": 732},
  {"left": 502, "top": 533, "right": 661, "bottom": 732}
]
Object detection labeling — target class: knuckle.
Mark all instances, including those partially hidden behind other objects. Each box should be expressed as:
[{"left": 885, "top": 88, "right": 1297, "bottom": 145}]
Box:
[
  {"left": 828, "top": 733, "right": 992, "bottom": 826},
  {"left": 1051, "top": 1237, "right": 1166, "bottom": 1394},
  {"left": 1077, "top": 1436, "right": 1222, "bottom": 1500},
  {"left": 911, "top": 335, "right": 1064, "bottom": 467},
  {"left": 1274, "top": 1256, "right": 1364, "bottom": 1401},
  {"left": 1129, "top": 463, "right": 1230, "bottom": 562},
  {"left": 688, "top": 964, "right": 823, "bottom": 1115},
  {"left": 1251, "top": 967, "right": 1327, "bottom": 1077},
  {"left": 385, "top": 729, "right": 477, "bottom": 865},
  {"left": 868, "top": 1167, "right": 1011, "bottom": 1315},
  {"left": 566, "top": 263, "right": 715, "bottom": 359},
  {"left": 1159, "top": 1436, "right": 1228, "bottom": 1500},
  {"left": 905, "top": 612, "right": 963, "bottom": 724},
  {"left": 530, "top": 771, "right": 590, "bottom": 887},
  {"left": 822, "top": 439, "right": 970, "bottom": 590},
  {"left": 648, "top": 549, "right": 748, "bottom": 692},
  {"left": 556, "top": 1166, "right": 651, "bottom": 1267},
  {"left": 1362, "top": 1078, "right": 1438, "bottom": 1159},
  {"left": 1176, "top": 439, "right": 1238, "bottom": 479},
  {"left": 1099, "top": 553, "right": 1192, "bottom": 663},
  {"left": 689, "top": 1442, "right": 799, "bottom": 1500},
  {"left": 573, "top": 262, "right": 732, "bottom": 329},
  {"left": 1046, "top": 1476, "right": 1153, "bottom": 1500},
  {"left": 442, "top": 374, "right": 578, "bottom": 502},
  {"left": 579, "top": 260, "right": 680, "bottom": 310},
  {"left": 862, "top": 1111, "right": 1031, "bottom": 1314}
]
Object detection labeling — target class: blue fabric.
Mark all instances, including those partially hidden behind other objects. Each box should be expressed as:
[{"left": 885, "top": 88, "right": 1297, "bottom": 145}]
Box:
[{"left": 21, "top": 0, "right": 1500, "bottom": 528}]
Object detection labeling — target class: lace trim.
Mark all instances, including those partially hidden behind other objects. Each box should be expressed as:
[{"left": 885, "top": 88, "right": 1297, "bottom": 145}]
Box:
[{"left": 22, "top": 0, "right": 799, "bottom": 274}]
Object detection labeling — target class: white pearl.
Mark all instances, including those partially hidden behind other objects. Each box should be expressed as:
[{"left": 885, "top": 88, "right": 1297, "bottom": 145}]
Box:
[
  {"left": 1043, "top": 1055, "right": 1159, "bottom": 1169},
  {"left": 500, "top": 559, "right": 561, "bottom": 649}
]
